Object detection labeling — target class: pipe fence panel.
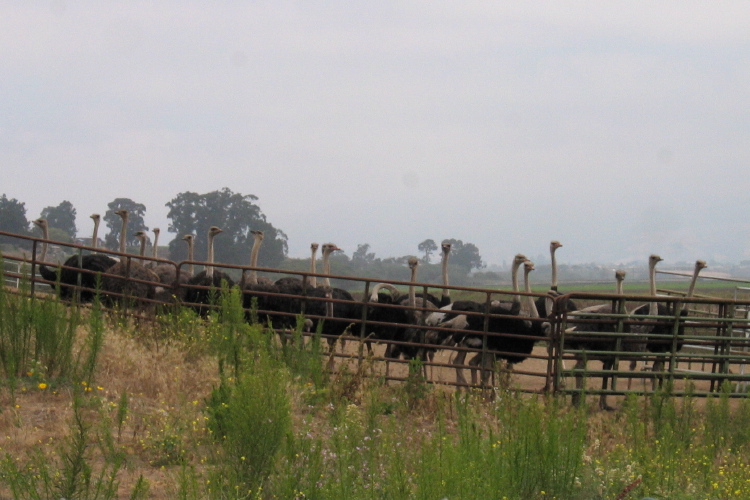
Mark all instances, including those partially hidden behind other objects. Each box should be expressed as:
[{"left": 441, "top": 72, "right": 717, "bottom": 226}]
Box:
[{"left": 4, "top": 229, "right": 750, "bottom": 399}]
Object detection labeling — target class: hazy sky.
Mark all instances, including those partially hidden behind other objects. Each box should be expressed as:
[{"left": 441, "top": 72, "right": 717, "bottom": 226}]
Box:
[{"left": 3, "top": 2, "right": 750, "bottom": 268}]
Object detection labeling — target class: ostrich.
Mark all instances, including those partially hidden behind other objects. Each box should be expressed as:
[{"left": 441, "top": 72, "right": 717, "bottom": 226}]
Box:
[
  {"left": 440, "top": 260, "right": 544, "bottom": 388},
  {"left": 361, "top": 282, "right": 410, "bottom": 360},
  {"left": 566, "top": 268, "right": 647, "bottom": 411},
  {"left": 184, "top": 226, "right": 235, "bottom": 314},
  {"left": 423, "top": 253, "right": 528, "bottom": 381},
  {"left": 241, "top": 230, "right": 299, "bottom": 330},
  {"left": 466, "top": 260, "right": 551, "bottom": 386},
  {"left": 366, "top": 258, "right": 436, "bottom": 377},
  {"left": 628, "top": 258, "right": 707, "bottom": 389},
  {"left": 101, "top": 210, "right": 159, "bottom": 305},
  {"left": 32, "top": 218, "right": 116, "bottom": 301},
  {"left": 306, "top": 243, "right": 358, "bottom": 352}
]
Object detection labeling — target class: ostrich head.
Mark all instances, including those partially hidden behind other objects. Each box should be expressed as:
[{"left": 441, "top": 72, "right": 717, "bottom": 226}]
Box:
[
  {"left": 322, "top": 243, "right": 341, "bottom": 254},
  {"left": 181, "top": 234, "right": 194, "bottom": 245},
  {"left": 33, "top": 218, "right": 48, "bottom": 233},
  {"left": 90, "top": 214, "right": 100, "bottom": 223},
  {"left": 115, "top": 209, "right": 129, "bottom": 220},
  {"left": 408, "top": 256, "right": 419, "bottom": 270},
  {"left": 615, "top": 269, "right": 626, "bottom": 282},
  {"left": 550, "top": 240, "right": 562, "bottom": 251},
  {"left": 695, "top": 260, "right": 707, "bottom": 272},
  {"left": 441, "top": 242, "right": 452, "bottom": 255},
  {"left": 524, "top": 260, "right": 535, "bottom": 273},
  {"left": 311, "top": 242, "right": 319, "bottom": 252},
  {"left": 514, "top": 253, "right": 528, "bottom": 266},
  {"left": 650, "top": 254, "right": 663, "bottom": 266},
  {"left": 250, "top": 230, "right": 264, "bottom": 241},
  {"left": 134, "top": 231, "right": 148, "bottom": 256}
]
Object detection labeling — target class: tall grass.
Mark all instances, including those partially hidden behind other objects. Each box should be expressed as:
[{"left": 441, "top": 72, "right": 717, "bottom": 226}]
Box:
[
  {"left": 0, "top": 277, "right": 84, "bottom": 399},
  {"left": 4, "top": 273, "right": 750, "bottom": 499}
]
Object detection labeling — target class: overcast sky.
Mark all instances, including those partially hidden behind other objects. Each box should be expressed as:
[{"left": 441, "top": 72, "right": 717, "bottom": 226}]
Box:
[{"left": 3, "top": 2, "right": 750, "bottom": 268}]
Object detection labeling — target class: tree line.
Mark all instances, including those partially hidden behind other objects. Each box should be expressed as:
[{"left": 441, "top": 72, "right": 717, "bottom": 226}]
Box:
[{"left": 0, "top": 189, "right": 485, "bottom": 279}]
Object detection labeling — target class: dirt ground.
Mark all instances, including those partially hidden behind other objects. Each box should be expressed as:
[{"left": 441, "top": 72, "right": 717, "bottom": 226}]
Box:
[{"left": 327, "top": 336, "right": 743, "bottom": 407}]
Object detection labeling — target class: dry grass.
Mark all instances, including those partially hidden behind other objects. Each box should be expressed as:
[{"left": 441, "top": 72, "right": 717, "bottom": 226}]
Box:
[{"left": 0, "top": 318, "right": 219, "bottom": 499}]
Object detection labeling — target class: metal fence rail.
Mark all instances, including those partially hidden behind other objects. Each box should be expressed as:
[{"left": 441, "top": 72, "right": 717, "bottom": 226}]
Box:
[{"left": 3, "top": 230, "right": 750, "bottom": 400}]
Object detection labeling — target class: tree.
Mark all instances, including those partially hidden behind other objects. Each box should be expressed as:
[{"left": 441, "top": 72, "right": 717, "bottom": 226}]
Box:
[
  {"left": 352, "top": 243, "right": 376, "bottom": 264},
  {"left": 444, "top": 239, "right": 485, "bottom": 273},
  {"left": 417, "top": 239, "right": 438, "bottom": 263},
  {"left": 166, "top": 188, "right": 288, "bottom": 268},
  {"left": 40, "top": 200, "right": 77, "bottom": 242},
  {"left": 0, "top": 194, "right": 30, "bottom": 246},
  {"left": 103, "top": 198, "right": 148, "bottom": 250}
]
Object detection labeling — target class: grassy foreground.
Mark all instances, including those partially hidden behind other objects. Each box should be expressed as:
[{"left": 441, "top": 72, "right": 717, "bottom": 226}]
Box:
[{"left": 1, "top": 284, "right": 750, "bottom": 499}]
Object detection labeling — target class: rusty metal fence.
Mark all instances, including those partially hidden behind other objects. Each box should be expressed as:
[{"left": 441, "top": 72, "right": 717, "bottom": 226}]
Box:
[{"left": 3, "top": 230, "right": 750, "bottom": 401}]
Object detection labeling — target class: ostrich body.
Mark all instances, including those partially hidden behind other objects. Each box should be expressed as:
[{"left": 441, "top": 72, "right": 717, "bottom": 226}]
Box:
[
  {"left": 241, "top": 231, "right": 300, "bottom": 330},
  {"left": 101, "top": 210, "right": 159, "bottom": 305},
  {"left": 184, "top": 226, "right": 235, "bottom": 314},
  {"left": 32, "top": 218, "right": 116, "bottom": 301}
]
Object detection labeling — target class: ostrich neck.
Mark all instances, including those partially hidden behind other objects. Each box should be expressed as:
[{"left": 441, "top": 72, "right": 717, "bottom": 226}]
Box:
[
  {"left": 409, "top": 267, "right": 417, "bottom": 309},
  {"left": 322, "top": 250, "right": 332, "bottom": 287},
  {"left": 616, "top": 278, "right": 624, "bottom": 295},
  {"left": 524, "top": 269, "right": 539, "bottom": 318},
  {"left": 550, "top": 247, "right": 559, "bottom": 291},
  {"left": 512, "top": 259, "right": 523, "bottom": 302},
  {"left": 310, "top": 247, "right": 318, "bottom": 288},
  {"left": 38, "top": 224, "right": 49, "bottom": 262},
  {"left": 91, "top": 220, "right": 99, "bottom": 249},
  {"left": 686, "top": 265, "right": 704, "bottom": 298},
  {"left": 138, "top": 239, "right": 146, "bottom": 257},
  {"left": 648, "top": 260, "right": 658, "bottom": 316},
  {"left": 248, "top": 236, "right": 262, "bottom": 285},
  {"left": 119, "top": 216, "right": 128, "bottom": 254},
  {"left": 441, "top": 250, "right": 451, "bottom": 300},
  {"left": 152, "top": 232, "right": 159, "bottom": 259},
  {"left": 187, "top": 240, "right": 194, "bottom": 275},
  {"left": 206, "top": 234, "right": 215, "bottom": 279}
]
